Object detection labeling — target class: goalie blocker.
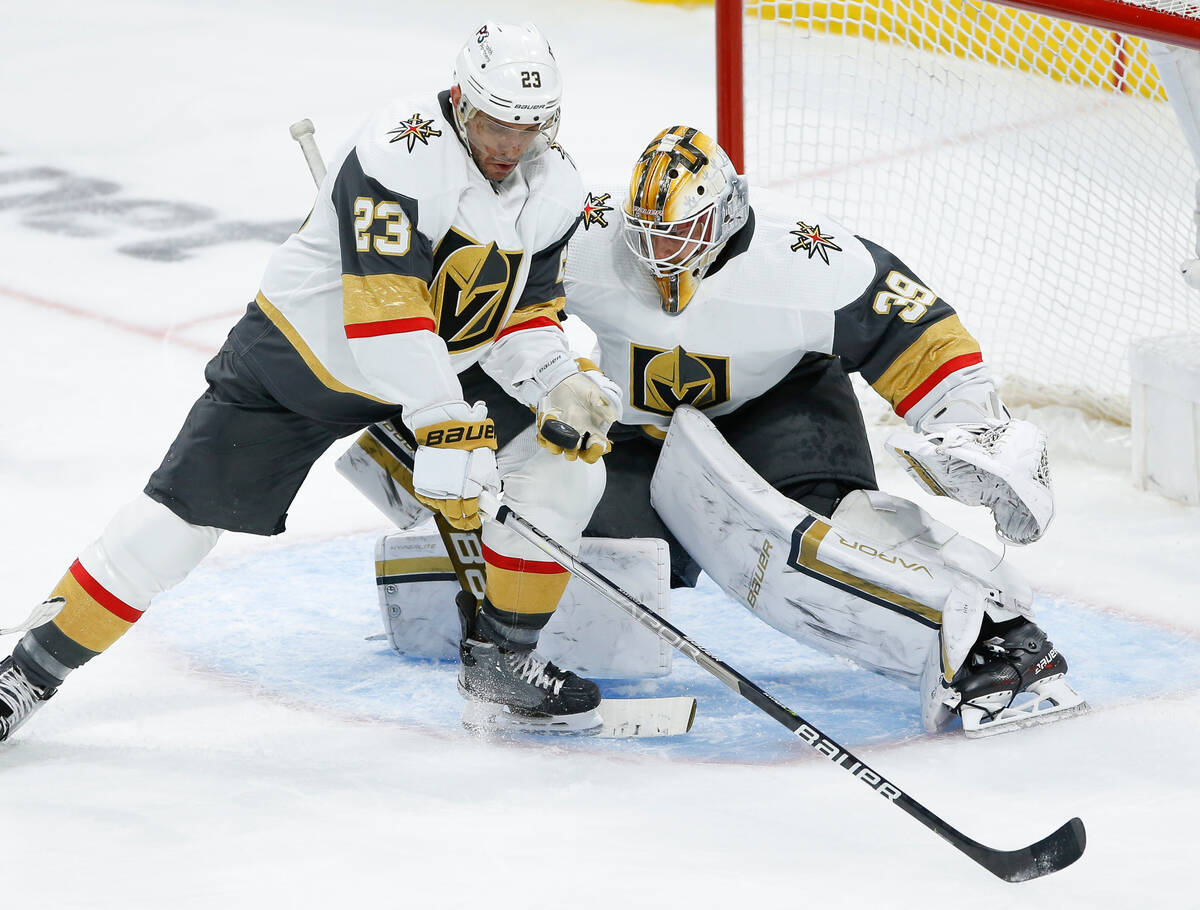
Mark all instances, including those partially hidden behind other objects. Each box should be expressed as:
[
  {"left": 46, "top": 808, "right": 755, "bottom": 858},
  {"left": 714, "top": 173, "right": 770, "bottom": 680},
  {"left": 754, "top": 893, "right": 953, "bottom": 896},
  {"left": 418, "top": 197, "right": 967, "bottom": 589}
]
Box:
[{"left": 650, "top": 406, "right": 1085, "bottom": 737}]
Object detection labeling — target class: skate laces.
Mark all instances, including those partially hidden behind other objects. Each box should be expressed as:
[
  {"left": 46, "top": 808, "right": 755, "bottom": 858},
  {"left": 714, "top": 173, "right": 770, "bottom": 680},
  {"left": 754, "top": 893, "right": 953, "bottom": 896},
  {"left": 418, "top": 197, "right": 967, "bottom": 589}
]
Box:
[
  {"left": 505, "top": 651, "right": 565, "bottom": 696},
  {"left": 0, "top": 664, "right": 43, "bottom": 721}
]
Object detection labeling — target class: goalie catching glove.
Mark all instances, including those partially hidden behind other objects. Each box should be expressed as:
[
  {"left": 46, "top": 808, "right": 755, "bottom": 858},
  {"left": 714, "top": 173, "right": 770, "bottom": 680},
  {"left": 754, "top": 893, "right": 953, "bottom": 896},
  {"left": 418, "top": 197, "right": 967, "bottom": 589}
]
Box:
[
  {"left": 405, "top": 400, "right": 500, "bottom": 530},
  {"left": 885, "top": 372, "right": 1054, "bottom": 545},
  {"left": 516, "top": 351, "right": 623, "bottom": 463}
]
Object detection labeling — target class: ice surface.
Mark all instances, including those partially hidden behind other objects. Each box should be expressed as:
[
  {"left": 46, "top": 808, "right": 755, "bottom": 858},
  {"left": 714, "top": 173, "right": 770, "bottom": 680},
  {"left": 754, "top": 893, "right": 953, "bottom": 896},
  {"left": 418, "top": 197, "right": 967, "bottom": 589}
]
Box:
[{"left": 1, "top": 1, "right": 1198, "bottom": 907}]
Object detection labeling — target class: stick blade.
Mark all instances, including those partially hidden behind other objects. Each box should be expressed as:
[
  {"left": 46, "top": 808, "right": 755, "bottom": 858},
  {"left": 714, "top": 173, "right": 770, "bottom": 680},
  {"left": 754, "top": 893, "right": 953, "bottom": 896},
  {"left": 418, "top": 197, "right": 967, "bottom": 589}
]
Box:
[
  {"left": 974, "top": 817, "right": 1086, "bottom": 883},
  {"left": 597, "top": 696, "right": 697, "bottom": 738}
]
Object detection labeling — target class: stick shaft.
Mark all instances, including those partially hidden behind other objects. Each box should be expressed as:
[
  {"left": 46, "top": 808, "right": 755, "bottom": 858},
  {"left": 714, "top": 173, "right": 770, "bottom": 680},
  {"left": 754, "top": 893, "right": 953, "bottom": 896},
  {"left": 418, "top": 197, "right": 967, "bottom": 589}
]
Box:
[
  {"left": 476, "top": 491, "right": 1084, "bottom": 882},
  {"left": 289, "top": 118, "right": 327, "bottom": 186}
]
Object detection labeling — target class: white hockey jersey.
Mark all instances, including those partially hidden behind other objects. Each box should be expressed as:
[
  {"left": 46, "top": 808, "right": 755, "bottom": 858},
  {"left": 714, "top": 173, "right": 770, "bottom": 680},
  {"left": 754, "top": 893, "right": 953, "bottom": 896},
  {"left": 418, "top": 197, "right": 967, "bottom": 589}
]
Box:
[
  {"left": 565, "top": 186, "right": 984, "bottom": 437},
  {"left": 256, "top": 92, "right": 584, "bottom": 419}
]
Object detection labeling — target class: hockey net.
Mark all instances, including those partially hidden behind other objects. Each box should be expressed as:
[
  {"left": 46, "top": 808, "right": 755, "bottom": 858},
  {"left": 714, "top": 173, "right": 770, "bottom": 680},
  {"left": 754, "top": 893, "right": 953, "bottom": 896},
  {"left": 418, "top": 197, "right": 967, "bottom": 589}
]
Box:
[{"left": 724, "top": 0, "right": 1200, "bottom": 422}]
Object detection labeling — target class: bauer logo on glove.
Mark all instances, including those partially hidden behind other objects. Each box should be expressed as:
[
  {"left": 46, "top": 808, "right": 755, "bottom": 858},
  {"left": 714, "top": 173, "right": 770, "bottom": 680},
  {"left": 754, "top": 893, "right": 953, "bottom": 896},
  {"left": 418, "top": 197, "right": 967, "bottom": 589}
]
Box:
[{"left": 405, "top": 401, "right": 501, "bottom": 530}]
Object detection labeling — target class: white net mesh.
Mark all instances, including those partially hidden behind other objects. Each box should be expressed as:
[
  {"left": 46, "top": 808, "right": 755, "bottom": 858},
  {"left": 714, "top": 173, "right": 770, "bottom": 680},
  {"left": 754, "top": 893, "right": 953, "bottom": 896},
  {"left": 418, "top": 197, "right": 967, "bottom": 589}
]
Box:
[
  {"left": 1112, "top": 0, "right": 1200, "bottom": 13},
  {"left": 743, "top": 1, "right": 1200, "bottom": 421}
]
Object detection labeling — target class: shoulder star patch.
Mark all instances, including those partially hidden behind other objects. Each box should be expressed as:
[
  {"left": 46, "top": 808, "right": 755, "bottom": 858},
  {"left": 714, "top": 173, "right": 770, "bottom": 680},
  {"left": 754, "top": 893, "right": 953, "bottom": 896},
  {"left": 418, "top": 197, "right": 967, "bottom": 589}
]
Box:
[
  {"left": 789, "top": 221, "right": 843, "bottom": 264},
  {"left": 581, "top": 192, "right": 614, "bottom": 229},
  {"left": 388, "top": 114, "right": 442, "bottom": 152}
]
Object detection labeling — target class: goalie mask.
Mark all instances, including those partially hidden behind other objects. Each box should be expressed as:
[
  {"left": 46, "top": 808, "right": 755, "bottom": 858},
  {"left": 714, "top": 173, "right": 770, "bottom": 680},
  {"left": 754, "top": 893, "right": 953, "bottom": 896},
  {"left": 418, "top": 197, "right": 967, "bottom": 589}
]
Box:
[
  {"left": 452, "top": 22, "right": 562, "bottom": 183},
  {"left": 622, "top": 126, "right": 749, "bottom": 315}
]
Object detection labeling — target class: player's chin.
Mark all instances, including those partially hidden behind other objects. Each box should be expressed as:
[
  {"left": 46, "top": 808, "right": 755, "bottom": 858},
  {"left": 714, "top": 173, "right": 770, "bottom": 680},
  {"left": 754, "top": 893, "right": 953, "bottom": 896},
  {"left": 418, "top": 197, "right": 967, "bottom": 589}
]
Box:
[{"left": 484, "top": 160, "right": 518, "bottom": 181}]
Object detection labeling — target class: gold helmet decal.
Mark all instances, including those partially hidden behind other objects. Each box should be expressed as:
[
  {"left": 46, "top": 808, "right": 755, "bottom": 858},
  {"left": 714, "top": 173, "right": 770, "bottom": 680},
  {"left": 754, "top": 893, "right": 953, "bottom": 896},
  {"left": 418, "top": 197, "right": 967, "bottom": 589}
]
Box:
[
  {"left": 622, "top": 126, "right": 749, "bottom": 315},
  {"left": 626, "top": 126, "right": 713, "bottom": 222}
]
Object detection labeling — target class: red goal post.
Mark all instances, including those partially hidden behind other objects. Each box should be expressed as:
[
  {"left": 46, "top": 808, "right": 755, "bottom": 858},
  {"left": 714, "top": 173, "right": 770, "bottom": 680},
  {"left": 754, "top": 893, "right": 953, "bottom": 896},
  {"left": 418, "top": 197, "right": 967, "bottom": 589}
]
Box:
[{"left": 715, "top": 0, "right": 1200, "bottom": 422}]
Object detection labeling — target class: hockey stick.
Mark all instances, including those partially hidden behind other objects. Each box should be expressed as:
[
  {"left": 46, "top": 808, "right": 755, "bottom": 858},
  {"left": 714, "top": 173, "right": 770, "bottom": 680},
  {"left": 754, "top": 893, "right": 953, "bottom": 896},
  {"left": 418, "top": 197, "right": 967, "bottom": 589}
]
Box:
[
  {"left": 476, "top": 489, "right": 1085, "bottom": 883},
  {"left": 291, "top": 118, "right": 1079, "bottom": 870},
  {"left": 343, "top": 422, "right": 695, "bottom": 737},
  {"left": 290, "top": 119, "right": 327, "bottom": 185}
]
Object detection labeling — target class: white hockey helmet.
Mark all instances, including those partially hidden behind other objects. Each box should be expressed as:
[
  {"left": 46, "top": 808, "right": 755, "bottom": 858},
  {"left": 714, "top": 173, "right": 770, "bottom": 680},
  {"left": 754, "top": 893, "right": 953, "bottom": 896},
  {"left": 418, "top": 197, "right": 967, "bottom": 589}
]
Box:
[
  {"left": 452, "top": 22, "right": 562, "bottom": 165},
  {"left": 622, "top": 126, "right": 750, "bottom": 315}
]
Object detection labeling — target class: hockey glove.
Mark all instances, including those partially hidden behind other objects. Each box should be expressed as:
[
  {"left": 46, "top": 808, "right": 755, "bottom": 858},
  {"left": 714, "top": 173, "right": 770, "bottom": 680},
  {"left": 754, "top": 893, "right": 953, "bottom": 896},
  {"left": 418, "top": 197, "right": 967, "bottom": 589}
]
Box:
[
  {"left": 407, "top": 401, "right": 500, "bottom": 530},
  {"left": 536, "top": 363, "right": 623, "bottom": 464},
  {"left": 885, "top": 419, "right": 1054, "bottom": 545}
]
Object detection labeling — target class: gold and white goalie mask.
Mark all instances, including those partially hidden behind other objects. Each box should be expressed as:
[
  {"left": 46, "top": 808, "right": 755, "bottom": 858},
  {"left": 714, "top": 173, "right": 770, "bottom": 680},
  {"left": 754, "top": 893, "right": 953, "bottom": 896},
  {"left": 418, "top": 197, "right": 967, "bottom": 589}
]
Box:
[{"left": 622, "top": 126, "right": 749, "bottom": 314}]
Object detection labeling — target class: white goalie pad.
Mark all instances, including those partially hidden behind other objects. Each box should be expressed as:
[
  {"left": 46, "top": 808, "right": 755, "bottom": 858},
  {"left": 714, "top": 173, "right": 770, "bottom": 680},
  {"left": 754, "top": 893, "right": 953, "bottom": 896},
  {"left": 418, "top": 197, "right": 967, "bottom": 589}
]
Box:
[
  {"left": 376, "top": 530, "right": 673, "bottom": 679},
  {"left": 650, "top": 406, "right": 1033, "bottom": 700},
  {"left": 336, "top": 424, "right": 429, "bottom": 531},
  {"left": 885, "top": 419, "right": 1054, "bottom": 545}
]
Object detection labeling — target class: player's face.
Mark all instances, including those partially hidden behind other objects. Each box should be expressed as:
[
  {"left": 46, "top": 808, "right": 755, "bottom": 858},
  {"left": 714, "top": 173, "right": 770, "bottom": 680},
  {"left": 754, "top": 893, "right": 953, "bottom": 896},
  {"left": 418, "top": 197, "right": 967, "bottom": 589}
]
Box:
[
  {"left": 466, "top": 111, "right": 541, "bottom": 182},
  {"left": 649, "top": 214, "right": 712, "bottom": 268}
]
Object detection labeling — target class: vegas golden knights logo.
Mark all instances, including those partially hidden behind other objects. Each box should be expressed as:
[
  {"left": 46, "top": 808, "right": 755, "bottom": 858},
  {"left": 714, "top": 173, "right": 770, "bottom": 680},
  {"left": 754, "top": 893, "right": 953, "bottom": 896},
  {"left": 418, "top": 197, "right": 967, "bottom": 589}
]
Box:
[
  {"left": 630, "top": 344, "right": 730, "bottom": 416},
  {"left": 430, "top": 228, "right": 523, "bottom": 354}
]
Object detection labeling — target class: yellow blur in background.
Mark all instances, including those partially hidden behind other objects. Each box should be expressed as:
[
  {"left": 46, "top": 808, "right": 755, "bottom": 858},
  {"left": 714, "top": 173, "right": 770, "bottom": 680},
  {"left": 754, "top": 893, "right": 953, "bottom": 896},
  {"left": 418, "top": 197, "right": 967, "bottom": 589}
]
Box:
[{"left": 638, "top": 0, "right": 1166, "bottom": 99}]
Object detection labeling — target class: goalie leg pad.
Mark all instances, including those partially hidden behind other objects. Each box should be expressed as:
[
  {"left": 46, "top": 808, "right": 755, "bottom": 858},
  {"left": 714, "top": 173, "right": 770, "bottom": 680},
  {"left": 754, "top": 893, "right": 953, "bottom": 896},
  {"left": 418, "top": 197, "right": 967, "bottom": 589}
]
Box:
[
  {"left": 651, "top": 407, "right": 1033, "bottom": 696},
  {"left": 376, "top": 530, "right": 673, "bottom": 679}
]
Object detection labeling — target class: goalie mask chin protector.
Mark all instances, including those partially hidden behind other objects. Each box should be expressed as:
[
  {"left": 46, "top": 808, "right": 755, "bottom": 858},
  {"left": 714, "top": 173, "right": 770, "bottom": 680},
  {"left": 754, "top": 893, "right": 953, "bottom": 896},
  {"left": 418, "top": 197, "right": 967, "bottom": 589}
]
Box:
[
  {"left": 622, "top": 126, "right": 749, "bottom": 315},
  {"left": 452, "top": 21, "right": 562, "bottom": 173}
]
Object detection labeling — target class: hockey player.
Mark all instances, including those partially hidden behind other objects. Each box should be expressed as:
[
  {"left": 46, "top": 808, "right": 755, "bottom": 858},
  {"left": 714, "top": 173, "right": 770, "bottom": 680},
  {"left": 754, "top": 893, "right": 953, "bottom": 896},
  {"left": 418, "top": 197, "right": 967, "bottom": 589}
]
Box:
[
  {"left": 338, "top": 125, "right": 1084, "bottom": 737},
  {"left": 561, "top": 125, "right": 1084, "bottom": 737},
  {"left": 0, "top": 21, "right": 623, "bottom": 743}
]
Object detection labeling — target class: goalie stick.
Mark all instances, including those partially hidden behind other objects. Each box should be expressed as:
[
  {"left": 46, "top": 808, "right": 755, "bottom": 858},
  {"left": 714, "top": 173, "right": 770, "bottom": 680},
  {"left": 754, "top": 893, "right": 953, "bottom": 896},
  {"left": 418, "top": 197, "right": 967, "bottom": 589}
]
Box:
[{"left": 476, "top": 489, "right": 1086, "bottom": 883}]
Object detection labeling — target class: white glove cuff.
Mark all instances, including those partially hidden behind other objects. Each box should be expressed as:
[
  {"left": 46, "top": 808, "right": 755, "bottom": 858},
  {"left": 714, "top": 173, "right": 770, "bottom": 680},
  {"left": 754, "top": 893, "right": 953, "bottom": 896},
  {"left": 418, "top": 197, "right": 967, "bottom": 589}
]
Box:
[
  {"left": 403, "top": 399, "right": 484, "bottom": 434},
  {"left": 514, "top": 350, "right": 581, "bottom": 407},
  {"left": 411, "top": 446, "right": 498, "bottom": 498},
  {"left": 907, "top": 364, "right": 1007, "bottom": 433}
]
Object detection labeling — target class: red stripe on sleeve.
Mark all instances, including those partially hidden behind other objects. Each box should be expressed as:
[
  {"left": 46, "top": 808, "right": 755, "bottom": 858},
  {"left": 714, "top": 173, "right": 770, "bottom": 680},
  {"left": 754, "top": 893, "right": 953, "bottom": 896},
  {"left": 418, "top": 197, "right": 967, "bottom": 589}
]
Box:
[
  {"left": 894, "top": 352, "right": 984, "bottom": 418},
  {"left": 345, "top": 317, "right": 437, "bottom": 339},
  {"left": 482, "top": 544, "right": 568, "bottom": 575},
  {"left": 495, "top": 316, "right": 562, "bottom": 341},
  {"left": 69, "top": 560, "right": 144, "bottom": 623}
]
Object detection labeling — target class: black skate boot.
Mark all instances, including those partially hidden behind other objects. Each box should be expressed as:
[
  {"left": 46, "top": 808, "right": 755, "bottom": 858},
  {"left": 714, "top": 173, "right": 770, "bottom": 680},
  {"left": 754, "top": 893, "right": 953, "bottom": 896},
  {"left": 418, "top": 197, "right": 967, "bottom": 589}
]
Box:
[
  {"left": 456, "top": 592, "right": 602, "bottom": 734},
  {"left": 0, "top": 655, "right": 57, "bottom": 743},
  {"left": 949, "top": 617, "right": 1086, "bottom": 737}
]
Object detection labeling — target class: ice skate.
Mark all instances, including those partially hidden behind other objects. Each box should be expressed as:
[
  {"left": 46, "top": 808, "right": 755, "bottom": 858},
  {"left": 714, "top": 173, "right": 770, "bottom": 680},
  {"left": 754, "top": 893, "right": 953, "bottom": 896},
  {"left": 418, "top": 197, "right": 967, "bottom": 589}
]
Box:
[
  {"left": 947, "top": 618, "right": 1087, "bottom": 738},
  {"left": 0, "top": 655, "right": 57, "bottom": 743},
  {"left": 458, "top": 632, "right": 603, "bottom": 735}
]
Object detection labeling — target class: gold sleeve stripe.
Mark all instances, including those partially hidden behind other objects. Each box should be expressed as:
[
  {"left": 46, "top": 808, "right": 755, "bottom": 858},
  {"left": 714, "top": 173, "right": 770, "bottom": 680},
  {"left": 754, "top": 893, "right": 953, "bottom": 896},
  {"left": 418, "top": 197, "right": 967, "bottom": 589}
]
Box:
[
  {"left": 255, "top": 292, "right": 391, "bottom": 404},
  {"left": 870, "top": 315, "right": 983, "bottom": 414},
  {"left": 342, "top": 274, "right": 435, "bottom": 326},
  {"left": 495, "top": 298, "right": 564, "bottom": 341},
  {"left": 797, "top": 521, "right": 943, "bottom": 626},
  {"left": 49, "top": 560, "right": 142, "bottom": 653}
]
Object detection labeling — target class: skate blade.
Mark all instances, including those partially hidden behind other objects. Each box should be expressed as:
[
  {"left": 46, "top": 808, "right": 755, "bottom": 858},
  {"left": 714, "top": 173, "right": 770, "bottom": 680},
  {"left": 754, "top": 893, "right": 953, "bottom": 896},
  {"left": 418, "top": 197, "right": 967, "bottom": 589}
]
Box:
[
  {"left": 961, "top": 677, "right": 1089, "bottom": 739},
  {"left": 460, "top": 699, "right": 603, "bottom": 736}
]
